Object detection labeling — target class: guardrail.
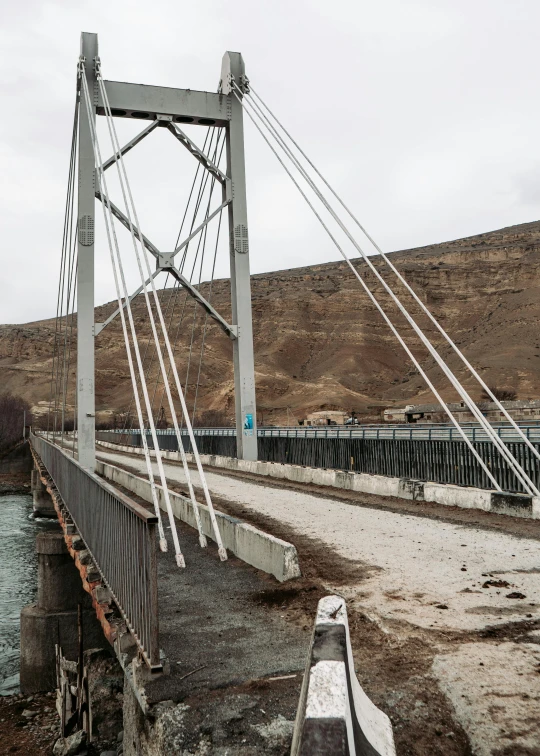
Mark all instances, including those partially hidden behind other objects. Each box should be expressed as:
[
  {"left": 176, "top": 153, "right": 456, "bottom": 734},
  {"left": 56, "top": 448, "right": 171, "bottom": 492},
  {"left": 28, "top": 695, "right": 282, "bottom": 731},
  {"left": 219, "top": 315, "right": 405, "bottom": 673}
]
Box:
[
  {"left": 31, "top": 433, "right": 160, "bottom": 669},
  {"left": 96, "top": 428, "right": 540, "bottom": 493},
  {"left": 99, "top": 422, "right": 540, "bottom": 442},
  {"left": 292, "top": 595, "right": 395, "bottom": 756}
]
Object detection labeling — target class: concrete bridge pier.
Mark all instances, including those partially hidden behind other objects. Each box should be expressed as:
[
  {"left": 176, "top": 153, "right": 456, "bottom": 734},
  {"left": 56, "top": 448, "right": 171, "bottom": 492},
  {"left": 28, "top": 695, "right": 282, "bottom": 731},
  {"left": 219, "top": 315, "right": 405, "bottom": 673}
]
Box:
[
  {"left": 20, "top": 531, "right": 105, "bottom": 693},
  {"left": 31, "top": 466, "right": 56, "bottom": 517}
]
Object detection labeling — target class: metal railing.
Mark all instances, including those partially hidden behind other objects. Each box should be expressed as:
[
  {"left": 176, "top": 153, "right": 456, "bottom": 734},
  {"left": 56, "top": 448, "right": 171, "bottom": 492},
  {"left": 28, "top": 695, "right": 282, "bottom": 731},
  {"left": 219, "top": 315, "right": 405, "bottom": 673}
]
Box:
[
  {"left": 99, "top": 422, "right": 540, "bottom": 442},
  {"left": 31, "top": 433, "right": 160, "bottom": 669}
]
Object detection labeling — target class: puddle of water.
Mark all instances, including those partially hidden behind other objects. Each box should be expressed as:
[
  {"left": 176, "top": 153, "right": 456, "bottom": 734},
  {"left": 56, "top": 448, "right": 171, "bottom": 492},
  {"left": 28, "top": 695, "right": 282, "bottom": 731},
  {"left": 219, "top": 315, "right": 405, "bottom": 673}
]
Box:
[{"left": 0, "top": 494, "right": 58, "bottom": 695}]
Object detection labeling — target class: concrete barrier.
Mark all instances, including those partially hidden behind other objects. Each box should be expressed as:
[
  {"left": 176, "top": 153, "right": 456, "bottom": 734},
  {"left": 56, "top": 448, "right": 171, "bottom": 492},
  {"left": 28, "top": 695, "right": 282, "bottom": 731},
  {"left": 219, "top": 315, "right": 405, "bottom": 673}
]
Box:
[
  {"left": 422, "top": 482, "right": 492, "bottom": 511},
  {"left": 95, "top": 440, "right": 540, "bottom": 520},
  {"left": 96, "top": 461, "right": 301, "bottom": 583},
  {"left": 291, "top": 595, "right": 396, "bottom": 756}
]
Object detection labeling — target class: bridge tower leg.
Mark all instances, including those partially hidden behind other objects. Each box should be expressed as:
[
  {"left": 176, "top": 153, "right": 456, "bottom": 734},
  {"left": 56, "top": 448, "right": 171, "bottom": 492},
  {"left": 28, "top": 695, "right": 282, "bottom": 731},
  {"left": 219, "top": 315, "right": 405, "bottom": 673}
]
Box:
[
  {"left": 222, "top": 52, "right": 258, "bottom": 462},
  {"left": 77, "top": 32, "right": 98, "bottom": 471}
]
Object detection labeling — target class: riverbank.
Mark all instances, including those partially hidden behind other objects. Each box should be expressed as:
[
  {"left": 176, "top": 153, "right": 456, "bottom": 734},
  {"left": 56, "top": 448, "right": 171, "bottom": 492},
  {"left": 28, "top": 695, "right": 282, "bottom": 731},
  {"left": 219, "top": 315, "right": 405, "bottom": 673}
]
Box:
[{"left": 0, "top": 472, "right": 31, "bottom": 495}]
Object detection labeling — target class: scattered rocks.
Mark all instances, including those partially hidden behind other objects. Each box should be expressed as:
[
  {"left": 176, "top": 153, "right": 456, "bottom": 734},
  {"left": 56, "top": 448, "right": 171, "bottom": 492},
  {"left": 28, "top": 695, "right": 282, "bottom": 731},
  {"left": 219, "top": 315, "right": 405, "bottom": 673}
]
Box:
[
  {"left": 53, "top": 729, "right": 86, "bottom": 756},
  {"left": 483, "top": 579, "right": 510, "bottom": 589},
  {"left": 506, "top": 592, "right": 526, "bottom": 599}
]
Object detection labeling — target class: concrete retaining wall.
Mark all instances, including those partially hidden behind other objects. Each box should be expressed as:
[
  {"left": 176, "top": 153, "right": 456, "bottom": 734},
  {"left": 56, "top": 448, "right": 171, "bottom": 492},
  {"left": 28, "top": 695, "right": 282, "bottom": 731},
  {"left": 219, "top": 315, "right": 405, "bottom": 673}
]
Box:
[
  {"left": 96, "top": 461, "right": 301, "bottom": 583},
  {"left": 291, "top": 595, "right": 396, "bottom": 756},
  {"left": 96, "top": 440, "right": 540, "bottom": 521}
]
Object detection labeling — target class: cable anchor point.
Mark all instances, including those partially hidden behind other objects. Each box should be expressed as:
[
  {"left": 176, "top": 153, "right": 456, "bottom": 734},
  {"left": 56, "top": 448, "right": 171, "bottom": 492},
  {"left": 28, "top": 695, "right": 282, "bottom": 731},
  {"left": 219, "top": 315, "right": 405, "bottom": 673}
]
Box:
[{"left": 240, "top": 74, "right": 250, "bottom": 94}]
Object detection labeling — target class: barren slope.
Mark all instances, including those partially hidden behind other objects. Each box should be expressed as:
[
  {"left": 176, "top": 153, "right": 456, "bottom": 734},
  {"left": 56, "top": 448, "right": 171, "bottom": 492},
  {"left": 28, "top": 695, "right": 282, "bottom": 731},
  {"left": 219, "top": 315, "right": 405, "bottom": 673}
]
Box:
[{"left": 2, "top": 219, "right": 540, "bottom": 424}]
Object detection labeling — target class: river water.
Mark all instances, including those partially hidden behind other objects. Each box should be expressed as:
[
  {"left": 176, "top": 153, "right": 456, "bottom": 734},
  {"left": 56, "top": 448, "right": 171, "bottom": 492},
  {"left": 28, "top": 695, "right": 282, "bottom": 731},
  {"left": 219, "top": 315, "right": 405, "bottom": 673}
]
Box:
[{"left": 0, "top": 494, "right": 57, "bottom": 695}]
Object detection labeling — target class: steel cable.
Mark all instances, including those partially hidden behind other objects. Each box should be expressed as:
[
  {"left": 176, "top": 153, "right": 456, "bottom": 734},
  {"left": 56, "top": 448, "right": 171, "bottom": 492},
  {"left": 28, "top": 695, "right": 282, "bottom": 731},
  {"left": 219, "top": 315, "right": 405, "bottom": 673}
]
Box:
[
  {"left": 191, "top": 208, "right": 223, "bottom": 425},
  {"left": 233, "top": 86, "right": 505, "bottom": 491},
  {"left": 181, "top": 137, "right": 226, "bottom": 425},
  {"left": 154, "top": 132, "right": 225, "bottom": 422},
  {"left": 237, "top": 84, "right": 539, "bottom": 495},
  {"left": 47, "top": 91, "right": 79, "bottom": 440},
  {"left": 97, "top": 66, "right": 227, "bottom": 559},
  {"left": 146, "top": 129, "right": 219, "bottom": 420},
  {"left": 79, "top": 62, "right": 170, "bottom": 553},
  {"left": 249, "top": 86, "right": 540, "bottom": 468}
]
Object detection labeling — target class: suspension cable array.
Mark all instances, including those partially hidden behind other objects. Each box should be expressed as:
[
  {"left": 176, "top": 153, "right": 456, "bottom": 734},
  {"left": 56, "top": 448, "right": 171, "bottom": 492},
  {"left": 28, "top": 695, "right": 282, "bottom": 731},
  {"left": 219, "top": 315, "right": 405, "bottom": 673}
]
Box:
[
  {"left": 98, "top": 68, "right": 228, "bottom": 560},
  {"left": 53, "top": 41, "right": 538, "bottom": 580},
  {"left": 232, "top": 80, "right": 540, "bottom": 496},
  {"left": 77, "top": 55, "right": 228, "bottom": 566},
  {"left": 47, "top": 89, "right": 79, "bottom": 445}
]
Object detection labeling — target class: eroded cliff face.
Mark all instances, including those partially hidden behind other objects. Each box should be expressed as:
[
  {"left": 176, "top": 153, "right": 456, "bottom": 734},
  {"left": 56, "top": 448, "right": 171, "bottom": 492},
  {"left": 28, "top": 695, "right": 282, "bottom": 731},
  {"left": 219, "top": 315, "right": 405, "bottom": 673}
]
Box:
[{"left": 2, "top": 220, "right": 540, "bottom": 425}]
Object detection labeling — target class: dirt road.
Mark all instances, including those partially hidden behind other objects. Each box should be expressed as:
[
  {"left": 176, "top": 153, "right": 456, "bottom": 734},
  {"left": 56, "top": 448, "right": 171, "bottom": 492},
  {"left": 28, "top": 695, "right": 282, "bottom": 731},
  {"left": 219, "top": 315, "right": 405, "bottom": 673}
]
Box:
[{"left": 98, "top": 446, "right": 540, "bottom": 755}]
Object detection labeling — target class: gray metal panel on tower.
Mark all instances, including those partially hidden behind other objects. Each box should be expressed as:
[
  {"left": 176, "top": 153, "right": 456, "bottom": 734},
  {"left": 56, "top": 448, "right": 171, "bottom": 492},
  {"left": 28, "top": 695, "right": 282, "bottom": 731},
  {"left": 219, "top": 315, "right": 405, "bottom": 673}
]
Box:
[
  {"left": 98, "top": 81, "right": 231, "bottom": 125},
  {"left": 77, "top": 32, "right": 98, "bottom": 471},
  {"left": 221, "top": 51, "right": 258, "bottom": 461}
]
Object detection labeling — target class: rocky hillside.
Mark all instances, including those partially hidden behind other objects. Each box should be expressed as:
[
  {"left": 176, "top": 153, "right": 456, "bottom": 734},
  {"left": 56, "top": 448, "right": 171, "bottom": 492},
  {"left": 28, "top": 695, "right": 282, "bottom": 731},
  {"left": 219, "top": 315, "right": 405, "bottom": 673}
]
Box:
[{"left": 2, "top": 220, "right": 540, "bottom": 425}]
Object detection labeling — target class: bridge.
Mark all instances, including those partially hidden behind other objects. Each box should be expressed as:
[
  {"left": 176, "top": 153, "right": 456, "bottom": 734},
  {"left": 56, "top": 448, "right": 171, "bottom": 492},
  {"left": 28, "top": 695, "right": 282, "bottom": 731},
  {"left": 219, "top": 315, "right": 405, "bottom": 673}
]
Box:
[{"left": 22, "top": 30, "right": 540, "bottom": 756}]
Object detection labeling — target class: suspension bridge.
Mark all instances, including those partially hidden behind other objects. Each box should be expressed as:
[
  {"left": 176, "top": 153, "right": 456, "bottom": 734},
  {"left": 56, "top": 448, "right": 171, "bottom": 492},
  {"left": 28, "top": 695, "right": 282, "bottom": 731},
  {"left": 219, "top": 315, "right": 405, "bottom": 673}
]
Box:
[{"left": 24, "top": 31, "right": 540, "bottom": 755}]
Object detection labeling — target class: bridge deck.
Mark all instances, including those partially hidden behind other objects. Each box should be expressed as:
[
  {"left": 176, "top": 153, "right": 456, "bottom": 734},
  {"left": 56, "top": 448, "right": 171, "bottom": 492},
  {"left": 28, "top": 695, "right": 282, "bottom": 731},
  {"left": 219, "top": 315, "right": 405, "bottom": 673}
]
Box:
[{"left": 97, "top": 442, "right": 540, "bottom": 754}]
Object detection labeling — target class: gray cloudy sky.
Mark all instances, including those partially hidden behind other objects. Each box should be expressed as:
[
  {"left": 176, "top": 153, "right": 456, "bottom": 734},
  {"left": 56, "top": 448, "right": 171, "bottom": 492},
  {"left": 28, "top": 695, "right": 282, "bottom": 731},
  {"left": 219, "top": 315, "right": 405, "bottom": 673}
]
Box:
[{"left": 2, "top": 0, "right": 540, "bottom": 324}]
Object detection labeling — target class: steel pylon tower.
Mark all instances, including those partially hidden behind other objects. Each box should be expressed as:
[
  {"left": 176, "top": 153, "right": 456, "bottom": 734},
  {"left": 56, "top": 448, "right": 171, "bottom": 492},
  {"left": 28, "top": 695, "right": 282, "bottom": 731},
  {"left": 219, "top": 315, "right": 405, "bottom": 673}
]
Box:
[{"left": 77, "top": 32, "right": 257, "bottom": 470}]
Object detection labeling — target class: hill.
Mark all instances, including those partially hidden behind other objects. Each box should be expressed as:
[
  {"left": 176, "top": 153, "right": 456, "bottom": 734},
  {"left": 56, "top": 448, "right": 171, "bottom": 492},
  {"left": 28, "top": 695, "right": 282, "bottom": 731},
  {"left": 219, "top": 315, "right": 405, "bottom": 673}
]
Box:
[{"left": 2, "top": 220, "right": 540, "bottom": 425}]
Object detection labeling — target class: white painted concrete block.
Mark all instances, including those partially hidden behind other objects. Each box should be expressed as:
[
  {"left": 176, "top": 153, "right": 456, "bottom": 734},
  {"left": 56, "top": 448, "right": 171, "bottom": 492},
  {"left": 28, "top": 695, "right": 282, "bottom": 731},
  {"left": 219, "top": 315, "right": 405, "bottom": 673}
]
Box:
[
  {"left": 351, "top": 473, "right": 401, "bottom": 498},
  {"left": 311, "top": 468, "right": 337, "bottom": 487},
  {"left": 97, "top": 461, "right": 301, "bottom": 582},
  {"left": 423, "top": 482, "right": 492, "bottom": 511},
  {"left": 292, "top": 595, "right": 396, "bottom": 756}
]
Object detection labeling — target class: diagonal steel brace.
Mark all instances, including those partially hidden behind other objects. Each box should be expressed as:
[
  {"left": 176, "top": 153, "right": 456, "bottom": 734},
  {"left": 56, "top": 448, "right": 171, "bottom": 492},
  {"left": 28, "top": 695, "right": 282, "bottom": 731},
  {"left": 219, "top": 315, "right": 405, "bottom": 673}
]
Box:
[
  {"left": 166, "top": 122, "right": 227, "bottom": 184},
  {"left": 94, "top": 191, "right": 236, "bottom": 340},
  {"left": 100, "top": 120, "right": 160, "bottom": 172}
]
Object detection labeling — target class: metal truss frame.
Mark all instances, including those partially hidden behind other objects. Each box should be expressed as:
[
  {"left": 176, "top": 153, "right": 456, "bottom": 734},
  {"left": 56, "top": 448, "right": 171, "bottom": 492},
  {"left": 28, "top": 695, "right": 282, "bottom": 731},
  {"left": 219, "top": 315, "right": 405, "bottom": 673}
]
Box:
[{"left": 78, "top": 33, "right": 258, "bottom": 466}]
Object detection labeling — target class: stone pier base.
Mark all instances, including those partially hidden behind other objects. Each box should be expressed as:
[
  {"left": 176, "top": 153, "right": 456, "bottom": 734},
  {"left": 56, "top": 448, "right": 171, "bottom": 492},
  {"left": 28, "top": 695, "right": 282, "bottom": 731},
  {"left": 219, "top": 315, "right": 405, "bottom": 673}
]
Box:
[
  {"left": 20, "top": 531, "right": 105, "bottom": 693},
  {"left": 31, "top": 467, "right": 56, "bottom": 518}
]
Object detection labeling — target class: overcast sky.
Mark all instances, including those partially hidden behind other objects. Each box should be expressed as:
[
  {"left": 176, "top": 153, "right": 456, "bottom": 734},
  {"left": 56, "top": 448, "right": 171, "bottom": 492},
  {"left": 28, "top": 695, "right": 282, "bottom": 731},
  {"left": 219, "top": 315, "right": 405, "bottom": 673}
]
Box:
[{"left": 2, "top": 0, "right": 540, "bottom": 324}]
